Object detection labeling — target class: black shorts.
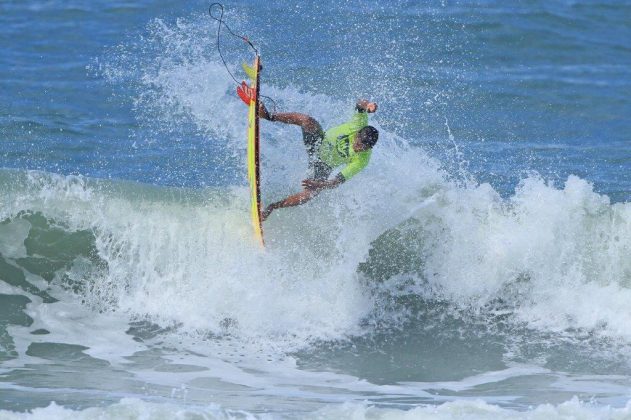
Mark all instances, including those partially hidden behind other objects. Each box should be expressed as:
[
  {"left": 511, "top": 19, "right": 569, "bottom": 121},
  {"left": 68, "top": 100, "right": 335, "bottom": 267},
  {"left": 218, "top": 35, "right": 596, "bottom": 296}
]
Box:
[{"left": 303, "top": 125, "right": 332, "bottom": 181}]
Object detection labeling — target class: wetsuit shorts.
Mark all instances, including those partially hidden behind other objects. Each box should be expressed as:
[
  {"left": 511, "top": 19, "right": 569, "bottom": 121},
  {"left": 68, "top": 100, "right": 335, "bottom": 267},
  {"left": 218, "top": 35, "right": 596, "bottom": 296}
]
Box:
[{"left": 302, "top": 124, "right": 332, "bottom": 181}]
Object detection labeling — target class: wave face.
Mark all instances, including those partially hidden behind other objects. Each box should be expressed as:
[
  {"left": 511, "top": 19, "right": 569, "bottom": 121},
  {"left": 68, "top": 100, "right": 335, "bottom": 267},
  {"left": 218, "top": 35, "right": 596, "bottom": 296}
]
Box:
[
  {"left": 1, "top": 0, "right": 631, "bottom": 417},
  {"left": 2, "top": 164, "right": 631, "bottom": 349}
]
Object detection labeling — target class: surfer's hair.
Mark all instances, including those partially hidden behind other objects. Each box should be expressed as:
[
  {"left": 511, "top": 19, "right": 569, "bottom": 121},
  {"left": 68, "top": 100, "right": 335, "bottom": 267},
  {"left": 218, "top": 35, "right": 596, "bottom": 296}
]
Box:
[{"left": 359, "top": 126, "right": 379, "bottom": 148}]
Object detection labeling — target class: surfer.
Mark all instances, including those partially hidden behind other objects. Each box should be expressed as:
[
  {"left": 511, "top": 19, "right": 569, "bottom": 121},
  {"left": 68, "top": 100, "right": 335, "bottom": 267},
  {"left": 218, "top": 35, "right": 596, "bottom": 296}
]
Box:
[{"left": 259, "top": 99, "right": 379, "bottom": 221}]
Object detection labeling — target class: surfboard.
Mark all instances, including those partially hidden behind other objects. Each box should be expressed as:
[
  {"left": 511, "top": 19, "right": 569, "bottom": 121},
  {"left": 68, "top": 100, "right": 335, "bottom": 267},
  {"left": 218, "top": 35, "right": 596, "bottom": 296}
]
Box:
[{"left": 237, "top": 55, "right": 264, "bottom": 246}]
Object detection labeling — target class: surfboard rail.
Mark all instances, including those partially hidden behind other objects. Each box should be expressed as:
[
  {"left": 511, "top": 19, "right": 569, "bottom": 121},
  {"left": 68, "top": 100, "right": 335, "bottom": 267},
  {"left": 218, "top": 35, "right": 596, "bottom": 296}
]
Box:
[{"left": 238, "top": 55, "right": 264, "bottom": 246}]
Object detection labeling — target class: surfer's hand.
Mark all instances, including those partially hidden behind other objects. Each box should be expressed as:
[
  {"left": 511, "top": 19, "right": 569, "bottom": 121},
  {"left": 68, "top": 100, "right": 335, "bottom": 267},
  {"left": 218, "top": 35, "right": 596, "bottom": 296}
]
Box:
[{"left": 357, "top": 99, "right": 378, "bottom": 113}]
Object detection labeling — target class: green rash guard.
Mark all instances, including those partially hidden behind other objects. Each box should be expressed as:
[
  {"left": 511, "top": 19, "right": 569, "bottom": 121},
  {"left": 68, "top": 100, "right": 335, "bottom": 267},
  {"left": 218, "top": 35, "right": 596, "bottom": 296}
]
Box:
[{"left": 318, "top": 111, "right": 371, "bottom": 181}]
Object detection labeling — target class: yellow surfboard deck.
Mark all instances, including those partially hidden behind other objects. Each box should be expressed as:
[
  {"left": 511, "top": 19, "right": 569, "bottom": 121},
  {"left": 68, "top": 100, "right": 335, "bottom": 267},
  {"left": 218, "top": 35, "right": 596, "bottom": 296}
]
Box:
[{"left": 238, "top": 56, "right": 264, "bottom": 246}]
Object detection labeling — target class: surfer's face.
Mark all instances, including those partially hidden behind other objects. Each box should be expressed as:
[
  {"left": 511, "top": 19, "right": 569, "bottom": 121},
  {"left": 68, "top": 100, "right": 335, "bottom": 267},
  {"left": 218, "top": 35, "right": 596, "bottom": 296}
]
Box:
[{"left": 353, "top": 134, "right": 370, "bottom": 152}]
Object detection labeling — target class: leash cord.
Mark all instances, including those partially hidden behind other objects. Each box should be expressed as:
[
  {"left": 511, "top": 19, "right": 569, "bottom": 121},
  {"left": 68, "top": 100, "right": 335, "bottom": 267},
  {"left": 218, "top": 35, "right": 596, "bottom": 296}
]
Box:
[{"left": 208, "top": 3, "right": 277, "bottom": 113}]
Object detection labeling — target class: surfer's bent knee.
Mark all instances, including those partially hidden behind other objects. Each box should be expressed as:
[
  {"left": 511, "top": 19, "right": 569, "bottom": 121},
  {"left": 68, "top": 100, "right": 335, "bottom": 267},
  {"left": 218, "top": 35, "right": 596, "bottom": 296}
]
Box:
[{"left": 300, "top": 115, "right": 323, "bottom": 136}]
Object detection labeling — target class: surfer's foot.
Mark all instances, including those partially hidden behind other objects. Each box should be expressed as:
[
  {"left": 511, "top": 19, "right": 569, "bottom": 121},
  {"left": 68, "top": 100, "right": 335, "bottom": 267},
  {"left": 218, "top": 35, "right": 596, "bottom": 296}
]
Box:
[
  {"left": 261, "top": 205, "right": 274, "bottom": 221},
  {"left": 258, "top": 103, "right": 273, "bottom": 121}
]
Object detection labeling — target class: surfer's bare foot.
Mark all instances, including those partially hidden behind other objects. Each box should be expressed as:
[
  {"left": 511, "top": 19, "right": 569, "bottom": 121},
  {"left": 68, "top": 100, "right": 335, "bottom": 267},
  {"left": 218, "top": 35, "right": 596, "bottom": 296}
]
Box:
[
  {"left": 258, "top": 103, "right": 272, "bottom": 120},
  {"left": 261, "top": 206, "right": 273, "bottom": 221}
]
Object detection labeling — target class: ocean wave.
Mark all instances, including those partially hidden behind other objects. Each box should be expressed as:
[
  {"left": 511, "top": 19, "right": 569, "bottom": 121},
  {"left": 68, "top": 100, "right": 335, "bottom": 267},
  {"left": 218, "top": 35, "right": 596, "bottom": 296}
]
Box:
[{"left": 1, "top": 162, "right": 630, "bottom": 354}]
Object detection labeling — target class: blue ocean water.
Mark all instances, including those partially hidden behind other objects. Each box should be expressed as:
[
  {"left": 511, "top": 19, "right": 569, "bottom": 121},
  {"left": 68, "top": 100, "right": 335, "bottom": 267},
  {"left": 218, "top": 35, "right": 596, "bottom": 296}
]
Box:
[
  {"left": 3, "top": 1, "right": 629, "bottom": 197},
  {"left": 1, "top": 1, "right": 631, "bottom": 419}
]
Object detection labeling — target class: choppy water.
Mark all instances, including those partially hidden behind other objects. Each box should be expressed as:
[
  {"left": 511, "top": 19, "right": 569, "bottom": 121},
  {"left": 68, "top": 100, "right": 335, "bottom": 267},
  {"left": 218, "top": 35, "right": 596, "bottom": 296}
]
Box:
[{"left": 1, "top": 1, "right": 631, "bottom": 418}]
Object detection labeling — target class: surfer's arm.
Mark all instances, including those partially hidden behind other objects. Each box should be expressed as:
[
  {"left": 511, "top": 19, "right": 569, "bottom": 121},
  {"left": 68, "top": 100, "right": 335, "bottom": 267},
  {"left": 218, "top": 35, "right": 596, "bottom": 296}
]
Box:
[
  {"left": 340, "top": 99, "right": 375, "bottom": 133},
  {"left": 339, "top": 152, "right": 371, "bottom": 181}
]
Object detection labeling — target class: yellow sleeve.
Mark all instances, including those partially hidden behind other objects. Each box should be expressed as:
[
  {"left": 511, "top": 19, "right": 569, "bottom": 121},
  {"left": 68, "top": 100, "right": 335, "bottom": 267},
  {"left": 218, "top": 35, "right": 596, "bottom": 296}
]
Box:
[
  {"left": 340, "top": 151, "right": 371, "bottom": 181},
  {"left": 346, "top": 111, "right": 369, "bottom": 133}
]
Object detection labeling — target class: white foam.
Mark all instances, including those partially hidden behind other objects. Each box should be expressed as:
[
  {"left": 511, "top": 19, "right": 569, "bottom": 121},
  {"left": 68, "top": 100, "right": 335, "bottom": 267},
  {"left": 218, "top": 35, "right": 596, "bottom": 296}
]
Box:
[
  {"left": 2, "top": 397, "right": 631, "bottom": 420},
  {"left": 309, "top": 398, "right": 631, "bottom": 420},
  {"left": 0, "top": 398, "right": 254, "bottom": 420},
  {"left": 413, "top": 175, "right": 631, "bottom": 339}
]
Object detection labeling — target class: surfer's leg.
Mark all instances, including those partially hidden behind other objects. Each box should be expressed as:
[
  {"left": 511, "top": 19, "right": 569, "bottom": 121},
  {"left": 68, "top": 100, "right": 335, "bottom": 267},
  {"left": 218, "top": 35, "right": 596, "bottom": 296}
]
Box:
[
  {"left": 258, "top": 104, "right": 327, "bottom": 178},
  {"left": 263, "top": 111, "right": 322, "bottom": 132},
  {"left": 301, "top": 122, "right": 326, "bottom": 179},
  {"left": 259, "top": 104, "right": 323, "bottom": 133},
  {"left": 271, "top": 113, "right": 327, "bottom": 179}
]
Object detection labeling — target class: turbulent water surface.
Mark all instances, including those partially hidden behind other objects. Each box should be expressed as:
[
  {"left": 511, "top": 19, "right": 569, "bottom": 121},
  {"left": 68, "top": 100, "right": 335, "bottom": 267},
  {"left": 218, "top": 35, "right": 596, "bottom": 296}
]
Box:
[{"left": 1, "top": 0, "right": 631, "bottom": 418}]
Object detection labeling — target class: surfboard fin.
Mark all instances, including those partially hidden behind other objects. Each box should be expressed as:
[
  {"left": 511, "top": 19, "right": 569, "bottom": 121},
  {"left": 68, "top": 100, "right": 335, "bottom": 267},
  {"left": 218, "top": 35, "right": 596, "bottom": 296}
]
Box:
[
  {"left": 242, "top": 62, "right": 256, "bottom": 81},
  {"left": 237, "top": 81, "right": 256, "bottom": 105}
]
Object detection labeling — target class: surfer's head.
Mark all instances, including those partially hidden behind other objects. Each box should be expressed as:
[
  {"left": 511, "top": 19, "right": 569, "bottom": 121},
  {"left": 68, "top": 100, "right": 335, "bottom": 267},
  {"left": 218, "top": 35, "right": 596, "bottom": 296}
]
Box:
[{"left": 354, "top": 126, "right": 379, "bottom": 152}]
